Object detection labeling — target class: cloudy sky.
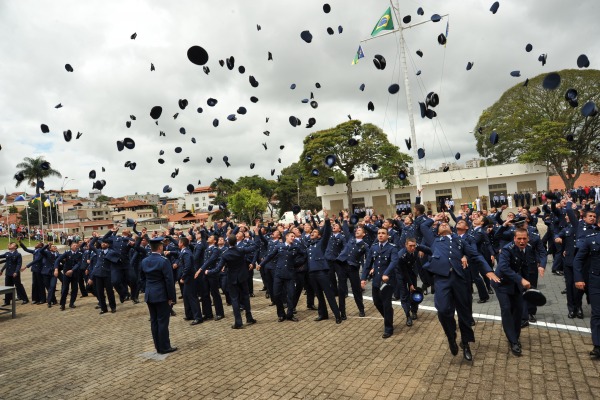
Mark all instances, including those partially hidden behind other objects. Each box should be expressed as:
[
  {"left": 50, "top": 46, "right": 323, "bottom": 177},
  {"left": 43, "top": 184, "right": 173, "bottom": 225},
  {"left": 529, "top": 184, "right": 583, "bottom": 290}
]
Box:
[{"left": 0, "top": 0, "right": 597, "bottom": 198}]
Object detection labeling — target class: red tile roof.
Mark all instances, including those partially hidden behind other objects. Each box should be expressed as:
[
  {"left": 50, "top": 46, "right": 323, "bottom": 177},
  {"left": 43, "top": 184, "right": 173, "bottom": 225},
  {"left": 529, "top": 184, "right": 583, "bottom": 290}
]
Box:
[{"left": 549, "top": 173, "right": 600, "bottom": 191}]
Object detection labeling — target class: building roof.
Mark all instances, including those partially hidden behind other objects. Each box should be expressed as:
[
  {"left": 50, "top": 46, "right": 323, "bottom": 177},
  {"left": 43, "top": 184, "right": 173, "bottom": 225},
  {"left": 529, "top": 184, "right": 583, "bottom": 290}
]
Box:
[
  {"left": 167, "top": 211, "right": 209, "bottom": 223},
  {"left": 114, "top": 200, "right": 150, "bottom": 208},
  {"left": 191, "top": 186, "right": 215, "bottom": 194},
  {"left": 549, "top": 173, "right": 600, "bottom": 191}
]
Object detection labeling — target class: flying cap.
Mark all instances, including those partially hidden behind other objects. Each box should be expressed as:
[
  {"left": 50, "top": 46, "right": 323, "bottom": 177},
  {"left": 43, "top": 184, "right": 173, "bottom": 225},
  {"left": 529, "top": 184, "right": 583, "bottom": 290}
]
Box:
[
  {"left": 490, "top": 2, "right": 500, "bottom": 14},
  {"left": 89, "top": 170, "right": 96, "bottom": 179},
  {"left": 368, "top": 101, "right": 375, "bottom": 111},
  {"left": 187, "top": 46, "right": 209, "bottom": 65},
  {"left": 577, "top": 54, "right": 590, "bottom": 68},
  {"left": 388, "top": 83, "right": 400, "bottom": 94},
  {"left": 417, "top": 148, "right": 425, "bottom": 159},
  {"left": 292, "top": 205, "right": 301, "bottom": 214},
  {"left": 300, "top": 30, "right": 313, "bottom": 43},
  {"left": 186, "top": 184, "right": 195, "bottom": 193},
  {"left": 65, "top": 64, "right": 73, "bottom": 72},
  {"left": 150, "top": 106, "right": 162, "bottom": 119},
  {"left": 398, "top": 170, "right": 407, "bottom": 180},
  {"left": 490, "top": 130, "right": 499, "bottom": 145},
  {"left": 327, "top": 177, "right": 335, "bottom": 186},
  {"left": 582, "top": 102, "right": 598, "bottom": 117},
  {"left": 525, "top": 43, "right": 533, "bottom": 52},
  {"left": 542, "top": 73, "right": 561, "bottom": 90},
  {"left": 323, "top": 3, "right": 331, "bottom": 13},
  {"left": 325, "top": 154, "right": 336, "bottom": 167},
  {"left": 373, "top": 54, "right": 387, "bottom": 70},
  {"left": 41, "top": 124, "right": 50, "bottom": 133}
]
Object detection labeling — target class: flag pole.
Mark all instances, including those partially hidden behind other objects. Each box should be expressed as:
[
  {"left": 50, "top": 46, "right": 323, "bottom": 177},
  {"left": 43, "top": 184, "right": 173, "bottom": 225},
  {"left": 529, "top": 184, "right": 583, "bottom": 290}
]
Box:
[{"left": 25, "top": 203, "right": 31, "bottom": 246}]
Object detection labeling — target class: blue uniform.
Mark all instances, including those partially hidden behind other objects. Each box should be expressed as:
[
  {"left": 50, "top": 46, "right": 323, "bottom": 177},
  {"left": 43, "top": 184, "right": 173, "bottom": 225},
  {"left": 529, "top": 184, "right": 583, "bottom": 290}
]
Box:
[
  {"left": 178, "top": 247, "right": 201, "bottom": 322},
  {"left": 337, "top": 236, "right": 368, "bottom": 316},
  {"left": 141, "top": 252, "right": 176, "bottom": 353},
  {"left": 424, "top": 234, "right": 491, "bottom": 345},
  {"left": 21, "top": 243, "right": 46, "bottom": 303},
  {"left": 199, "top": 244, "right": 224, "bottom": 318},
  {"left": 54, "top": 248, "right": 84, "bottom": 308},
  {"left": 396, "top": 245, "right": 431, "bottom": 319},
  {"left": 89, "top": 238, "right": 120, "bottom": 312},
  {"left": 362, "top": 241, "right": 399, "bottom": 335},
  {"left": 0, "top": 250, "right": 27, "bottom": 305},
  {"left": 41, "top": 247, "right": 60, "bottom": 306},
  {"left": 573, "top": 232, "right": 600, "bottom": 347},
  {"left": 556, "top": 224, "right": 582, "bottom": 314},
  {"left": 325, "top": 229, "right": 346, "bottom": 297}
]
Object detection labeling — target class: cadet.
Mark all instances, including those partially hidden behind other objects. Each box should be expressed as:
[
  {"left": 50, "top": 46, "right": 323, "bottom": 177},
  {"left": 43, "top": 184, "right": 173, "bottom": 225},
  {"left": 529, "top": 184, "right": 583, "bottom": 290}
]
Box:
[
  {"left": 494, "top": 228, "right": 532, "bottom": 356},
  {"left": 423, "top": 217, "right": 500, "bottom": 361},
  {"left": 555, "top": 214, "right": 580, "bottom": 318},
  {"left": 337, "top": 223, "right": 368, "bottom": 318},
  {"left": 573, "top": 225, "right": 600, "bottom": 358},
  {"left": 54, "top": 241, "right": 84, "bottom": 310},
  {"left": 396, "top": 238, "right": 432, "bottom": 326},
  {"left": 41, "top": 244, "right": 60, "bottom": 307},
  {"left": 177, "top": 237, "right": 202, "bottom": 325},
  {"left": 325, "top": 220, "right": 346, "bottom": 297},
  {"left": 258, "top": 232, "right": 307, "bottom": 321},
  {"left": 0, "top": 242, "right": 28, "bottom": 305},
  {"left": 195, "top": 234, "right": 225, "bottom": 321},
  {"left": 20, "top": 240, "right": 46, "bottom": 304},
  {"left": 88, "top": 233, "right": 119, "bottom": 314},
  {"left": 141, "top": 237, "right": 177, "bottom": 354},
  {"left": 361, "top": 228, "right": 399, "bottom": 338}
]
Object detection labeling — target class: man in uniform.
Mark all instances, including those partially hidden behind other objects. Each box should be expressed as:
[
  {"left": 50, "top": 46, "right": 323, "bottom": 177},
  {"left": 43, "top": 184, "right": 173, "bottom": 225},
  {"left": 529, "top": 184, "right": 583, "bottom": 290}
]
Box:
[
  {"left": 361, "top": 229, "right": 399, "bottom": 338},
  {"left": 0, "top": 242, "right": 28, "bottom": 305},
  {"left": 54, "top": 241, "right": 84, "bottom": 310},
  {"left": 337, "top": 225, "right": 368, "bottom": 318},
  {"left": 177, "top": 237, "right": 202, "bottom": 325},
  {"left": 88, "top": 232, "right": 119, "bottom": 314},
  {"left": 141, "top": 237, "right": 177, "bottom": 354},
  {"left": 423, "top": 216, "right": 500, "bottom": 361},
  {"left": 195, "top": 234, "right": 225, "bottom": 321}
]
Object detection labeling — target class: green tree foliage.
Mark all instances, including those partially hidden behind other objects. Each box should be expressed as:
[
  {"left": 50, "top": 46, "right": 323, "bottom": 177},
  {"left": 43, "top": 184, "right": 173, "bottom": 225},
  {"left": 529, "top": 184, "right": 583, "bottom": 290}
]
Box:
[
  {"left": 228, "top": 188, "right": 267, "bottom": 224},
  {"left": 96, "top": 195, "right": 112, "bottom": 203},
  {"left": 234, "top": 175, "right": 278, "bottom": 218},
  {"left": 300, "top": 120, "right": 409, "bottom": 208},
  {"left": 275, "top": 162, "right": 324, "bottom": 215},
  {"left": 376, "top": 143, "right": 412, "bottom": 205},
  {"left": 475, "top": 69, "right": 600, "bottom": 189},
  {"left": 209, "top": 177, "right": 235, "bottom": 219}
]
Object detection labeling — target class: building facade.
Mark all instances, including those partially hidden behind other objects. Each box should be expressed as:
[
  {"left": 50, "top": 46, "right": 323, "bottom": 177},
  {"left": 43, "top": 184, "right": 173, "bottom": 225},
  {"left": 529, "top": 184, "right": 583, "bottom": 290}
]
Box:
[
  {"left": 184, "top": 186, "right": 217, "bottom": 211},
  {"left": 316, "top": 163, "right": 547, "bottom": 214}
]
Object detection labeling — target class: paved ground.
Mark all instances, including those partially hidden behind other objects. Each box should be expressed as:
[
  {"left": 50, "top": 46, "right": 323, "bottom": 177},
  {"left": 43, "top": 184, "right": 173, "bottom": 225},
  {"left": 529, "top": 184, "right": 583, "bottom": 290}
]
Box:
[{"left": 2, "top": 255, "right": 600, "bottom": 399}]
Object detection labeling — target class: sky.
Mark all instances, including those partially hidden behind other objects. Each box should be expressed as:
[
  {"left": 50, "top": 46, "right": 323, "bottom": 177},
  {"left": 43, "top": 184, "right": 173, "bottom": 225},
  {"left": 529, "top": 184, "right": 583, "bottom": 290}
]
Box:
[{"left": 0, "top": 0, "right": 598, "bottom": 199}]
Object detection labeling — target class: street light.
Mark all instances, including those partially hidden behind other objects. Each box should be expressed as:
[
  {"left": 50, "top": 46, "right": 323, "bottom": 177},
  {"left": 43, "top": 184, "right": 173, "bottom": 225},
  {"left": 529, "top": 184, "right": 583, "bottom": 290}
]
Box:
[{"left": 60, "top": 177, "right": 74, "bottom": 241}]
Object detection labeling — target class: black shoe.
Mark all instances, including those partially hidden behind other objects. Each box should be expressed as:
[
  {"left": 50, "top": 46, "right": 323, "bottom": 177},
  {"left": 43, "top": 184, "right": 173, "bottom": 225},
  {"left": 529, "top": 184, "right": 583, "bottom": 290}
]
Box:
[
  {"left": 382, "top": 332, "right": 392, "bottom": 339},
  {"left": 314, "top": 316, "right": 329, "bottom": 321},
  {"left": 22, "top": 301, "right": 29, "bottom": 305},
  {"left": 132, "top": 298, "right": 140, "bottom": 304},
  {"left": 488, "top": 288, "right": 494, "bottom": 295},
  {"left": 249, "top": 293, "right": 255, "bottom": 297},
  {"left": 265, "top": 293, "right": 270, "bottom": 299},
  {"left": 561, "top": 289, "right": 567, "bottom": 295},
  {"left": 521, "top": 320, "right": 529, "bottom": 328},
  {"left": 528, "top": 314, "right": 536, "bottom": 323},
  {"left": 411, "top": 311, "right": 418, "bottom": 320},
  {"left": 69, "top": 304, "right": 76, "bottom": 309},
  {"left": 170, "top": 309, "right": 177, "bottom": 317},
  {"left": 292, "top": 309, "right": 297, "bottom": 315},
  {"left": 335, "top": 318, "right": 342, "bottom": 324},
  {"left": 111, "top": 309, "right": 116, "bottom": 313},
  {"left": 214, "top": 315, "right": 224, "bottom": 321},
  {"left": 423, "top": 289, "right": 428, "bottom": 295},
  {"left": 552, "top": 271, "right": 560, "bottom": 276},
  {"left": 158, "top": 347, "right": 178, "bottom": 354},
  {"left": 460, "top": 343, "right": 473, "bottom": 361},
  {"left": 568, "top": 311, "right": 576, "bottom": 319},
  {"left": 477, "top": 299, "right": 488, "bottom": 304},
  {"left": 406, "top": 317, "right": 413, "bottom": 327},
  {"left": 246, "top": 318, "right": 257, "bottom": 325},
  {"left": 178, "top": 295, "right": 183, "bottom": 299},
  {"left": 449, "top": 339, "right": 459, "bottom": 356},
  {"left": 341, "top": 312, "right": 347, "bottom": 320},
  {"left": 95, "top": 305, "right": 100, "bottom": 309},
  {"left": 590, "top": 346, "right": 600, "bottom": 358},
  {"left": 392, "top": 296, "right": 400, "bottom": 301},
  {"left": 557, "top": 271, "right": 564, "bottom": 276},
  {"left": 307, "top": 305, "right": 318, "bottom": 311},
  {"left": 190, "top": 319, "right": 203, "bottom": 325},
  {"left": 511, "top": 342, "right": 522, "bottom": 356},
  {"left": 47, "top": 304, "right": 52, "bottom": 308},
  {"left": 259, "top": 287, "right": 267, "bottom": 291},
  {"left": 183, "top": 317, "right": 191, "bottom": 321},
  {"left": 99, "top": 310, "right": 107, "bottom": 314},
  {"left": 60, "top": 305, "right": 66, "bottom": 311},
  {"left": 32, "top": 301, "right": 39, "bottom": 305},
  {"left": 470, "top": 320, "right": 476, "bottom": 326},
  {"left": 359, "top": 310, "right": 366, "bottom": 317},
  {"left": 278, "top": 316, "right": 286, "bottom": 322},
  {"left": 288, "top": 316, "right": 299, "bottom": 322},
  {"left": 231, "top": 324, "right": 243, "bottom": 329},
  {"left": 81, "top": 294, "right": 88, "bottom": 297},
  {"left": 203, "top": 315, "right": 214, "bottom": 320}
]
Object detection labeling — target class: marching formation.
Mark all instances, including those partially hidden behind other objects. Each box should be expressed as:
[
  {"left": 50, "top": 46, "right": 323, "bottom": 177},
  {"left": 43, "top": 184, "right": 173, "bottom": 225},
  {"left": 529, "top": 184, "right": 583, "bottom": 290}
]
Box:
[{"left": 1, "top": 193, "right": 599, "bottom": 361}]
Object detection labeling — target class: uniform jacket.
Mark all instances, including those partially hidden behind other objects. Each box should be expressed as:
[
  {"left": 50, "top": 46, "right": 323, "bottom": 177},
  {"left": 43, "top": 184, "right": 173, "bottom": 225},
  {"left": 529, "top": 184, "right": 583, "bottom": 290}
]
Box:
[
  {"left": 361, "top": 241, "right": 399, "bottom": 288},
  {"left": 0, "top": 251, "right": 22, "bottom": 276},
  {"left": 215, "top": 242, "right": 258, "bottom": 284},
  {"left": 261, "top": 242, "right": 307, "bottom": 280},
  {"left": 141, "top": 253, "right": 176, "bottom": 303}
]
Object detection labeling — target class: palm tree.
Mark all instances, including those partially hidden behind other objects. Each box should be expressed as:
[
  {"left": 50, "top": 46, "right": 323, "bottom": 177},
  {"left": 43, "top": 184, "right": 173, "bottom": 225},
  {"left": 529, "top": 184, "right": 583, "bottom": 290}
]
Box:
[{"left": 14, "top": 156, "right": 62, "bottom": 234}]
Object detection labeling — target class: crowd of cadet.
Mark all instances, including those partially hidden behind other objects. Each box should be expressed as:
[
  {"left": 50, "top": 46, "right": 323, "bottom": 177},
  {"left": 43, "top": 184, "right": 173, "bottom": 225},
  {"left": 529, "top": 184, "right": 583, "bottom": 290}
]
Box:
[{"left": 1, "top": 189, "right": 599, "bottom": 360}]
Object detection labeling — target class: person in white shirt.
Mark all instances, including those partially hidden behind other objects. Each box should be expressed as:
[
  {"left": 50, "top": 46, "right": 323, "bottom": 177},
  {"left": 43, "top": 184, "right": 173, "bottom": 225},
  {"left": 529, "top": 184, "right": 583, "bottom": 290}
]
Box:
[{"left": 507, "top": 195, "right": 513, "bottom": 208}]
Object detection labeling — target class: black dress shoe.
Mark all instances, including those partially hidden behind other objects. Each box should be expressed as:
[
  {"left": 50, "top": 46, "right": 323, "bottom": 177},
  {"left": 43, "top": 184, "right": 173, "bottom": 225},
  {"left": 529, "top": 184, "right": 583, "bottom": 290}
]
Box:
[
  {"left": 69, "top": 304, "right": 76, "bottom": 309},
  {"left": 288, "top": 316, "right": 299, "bottom": 322},
  {"left": 307, "top": 305, "right": 318, "bottom": 311},
  {"left": 561, "top": 289, "right": 567, "bottom": 295},
  {"left": 22, "top": 301, "right": 29, "bottom": 305},
  {"left": 460, "top": 343, "right": 473, "bottom": 361},
  {"left": 521, "top": 320, "right": 529, "bottom": 328},
  {"left": 411, "top": 311, "right": 418, "bottom": 320},
  {"left": 477, "top": 299, "right": 488, "bottom": 304},
  {"left": 568, "top": 311, "right": 576, "bottom": 319},
  {"left": 265, "top": 293, "right": 270, "bottom": 299},
  {"left": 292, "top": 309, "right": 297, "bottom": 314},
  {"left": 231, "top": 324, "right": 243, "bottom": 329},
  {"left": 214, "top": 315, "right": 224, "bottom": 321},
  {"left": 488, "top": 288, "right": 494, "bottom": 295},
  {"left": 335, "top": 318, "right": 342, "bottom": 324},
  {"left": 528, "top": 314, "right": 536, "bottom": 323},
  {"left": 99, "top": 310, "right": 107, "bottom": 315},
  {"left": 203, "top": 315, "right": 214, "bottom": 320},
  {"left": 314, "top": 316, "right": 329, "bottom": 322},
  {"left": 392, "top": 296, "right": 400, "bottom": 301},
  {"left": 190, "top": 319, "right": 203, "bottom": 325},
  {"left": 249, "top": 293, "right": 255, "bottom": 297},
  {"left": 170, "top": 309, "right": 177, "bottom": 317},
  {"left": 95, "top": 305, "right": 100, "bottom": 309},
  {"left": 590, "top": 346, "right": 600, "bottom": 358},
  {"left": 449, "top": 339, "right": 459, "bottom": 356},
  {"left": 259, "top": 287, "right": 267, "bottom": 291},
  {"left": 178, "top": 295, "right": 183, "bottom": 299},
  {"left": 60, "top": 305, "right": 66, "bottom": 311},
  {"left": 158, "top": 347, "right": 178, "bottom": 354},
  {"left": 47, "top": 304, "right": 52, "bottom": 308},
  {"left": 278, "top": 316, "right": 286, "bottom": 322},
  {"left": 110, "top": 309, "right": 116, "bottom": 313},
  {"left": 511, "top": 343, "right": 522, "bottom": 356},
  {"left": 246, "top": 318, "right": 257, "bottom": 325},
  {"left": 132, "top": 298, "right": 140, "bottom": 304},
  {"left": 576, "top": 309, "right": 584, "bottom": 319},
  {"left": 359, "top": 311, "right": 366, "bottom": 317},
  {"left": 32, "top": 301, "right": 39, "bottom": 305},
  {"left": 341, "top": 312, "right": 347, "bottom": 320},
  {"left": 406, "top": 317, "right": 413, "bottom": 327},
  {"left": 470, "top": 320, "right": 477, "bottom": 326},
  {"left": 382, "top": 332, "right": 392, "bottom": 339}
]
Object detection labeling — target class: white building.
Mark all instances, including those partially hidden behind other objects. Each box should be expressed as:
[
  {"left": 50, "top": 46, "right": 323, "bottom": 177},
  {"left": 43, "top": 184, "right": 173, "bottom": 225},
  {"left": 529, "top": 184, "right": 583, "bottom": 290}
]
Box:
[
  {"left": 184, "top": 186, "right": 217, "bottom": 211},
  {"left": 316, "top": 162, "right": 547, "bottom": 214}
]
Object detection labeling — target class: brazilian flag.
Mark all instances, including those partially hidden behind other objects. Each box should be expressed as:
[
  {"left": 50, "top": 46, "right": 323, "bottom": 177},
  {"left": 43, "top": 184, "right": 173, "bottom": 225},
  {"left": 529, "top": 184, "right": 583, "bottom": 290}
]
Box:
[{"left": 371, "top": 7, "right": 395, "bottom": 36}]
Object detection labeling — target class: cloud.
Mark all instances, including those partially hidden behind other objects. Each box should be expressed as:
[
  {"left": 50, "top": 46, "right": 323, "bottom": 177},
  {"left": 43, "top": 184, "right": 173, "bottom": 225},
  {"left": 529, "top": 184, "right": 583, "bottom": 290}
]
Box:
[{"left": 0, "top": 0, "right": 598, "bottom": 198}]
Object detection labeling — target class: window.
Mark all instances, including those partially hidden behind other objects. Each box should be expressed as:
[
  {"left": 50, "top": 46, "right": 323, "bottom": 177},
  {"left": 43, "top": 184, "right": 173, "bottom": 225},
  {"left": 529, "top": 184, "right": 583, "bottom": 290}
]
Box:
[
  {"left": 394, "top": 193, "right": 411, "bottom": 205},
  {"left": 194, "top": 197, "right": 199, "bottom": 201}
]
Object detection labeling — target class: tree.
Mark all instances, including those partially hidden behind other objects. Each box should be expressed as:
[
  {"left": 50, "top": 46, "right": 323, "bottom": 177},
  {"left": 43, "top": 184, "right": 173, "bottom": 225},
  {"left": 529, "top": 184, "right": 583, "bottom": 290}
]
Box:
[
  {"left": 209, "top": 177, "right": 235, "bottom": 219},
  {"left": 275, "top": 162, "right": 325, "bottom": 215},
  {"left": 14, "top": 156, "right": 62, "bottom": 231},
  {"left": 475, "top": 69, "right": 600, "bottom": 189},
  {"left": 96, "top": 195, "right": 112, "bottom": 203},
  {"left": 228, "top": 188, "right": 267, "bottom": 224},
  {"left": 300, "top": 120, "right": 410, "bottom": 208},
  {"left": 8, "top": 205, "right": 18, "bottom": 214},
  {"left": 234, "top": 175, "right": 278, "bottom": 218}
]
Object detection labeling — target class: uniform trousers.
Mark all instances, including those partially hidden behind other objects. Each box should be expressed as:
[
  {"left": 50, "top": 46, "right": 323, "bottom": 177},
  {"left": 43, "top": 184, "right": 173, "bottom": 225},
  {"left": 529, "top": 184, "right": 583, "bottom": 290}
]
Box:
[
  {"left": 94, "top": 275, "right": 116, "bottom": 312},
  {"left": 4, "top": 273, "right": 28, "bottom": 304},
  {"left": 372, "top": 283, "right": 394, "bottom": 334},
  {"left": 59, "top": 273, "right": 78, "bottom": 307},
  {"left": 228, "top": 278, "right": 253, "bottom": 327},
  {"left": 309, "top": 270, "right": 340, "bottom": 319},
  {"left": 147, "top": 301, "right": 172, "bottom": 352},
  {"left": 335, "top": 262, "right": 364, "bottom": 314},
  {"left": 273, "top": 273, "right": 296, "bottom": 319},
  {"left": 495, "top": 285, "right": 523, "bottom": 344},
  {"left": 182, "top": 280, "right": 201, "bottom": 321},
  {"left": 433, "top": 270, "right": 475, "bottom": 344}
]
